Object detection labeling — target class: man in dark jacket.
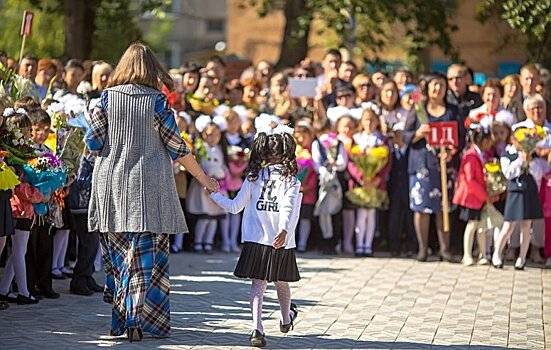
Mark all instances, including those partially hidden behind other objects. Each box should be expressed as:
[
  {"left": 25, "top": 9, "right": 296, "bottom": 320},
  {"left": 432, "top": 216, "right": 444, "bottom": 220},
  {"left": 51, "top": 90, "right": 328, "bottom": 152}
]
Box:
[{"left": 446, "top": 64, "right": 483, "bottom": 122}]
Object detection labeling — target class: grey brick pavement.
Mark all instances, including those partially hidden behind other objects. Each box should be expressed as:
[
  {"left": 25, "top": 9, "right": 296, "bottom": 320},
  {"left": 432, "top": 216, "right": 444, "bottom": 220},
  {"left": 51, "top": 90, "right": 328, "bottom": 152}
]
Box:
[{"left": 0, "top": 252, "right": 549, "bottom": 349}]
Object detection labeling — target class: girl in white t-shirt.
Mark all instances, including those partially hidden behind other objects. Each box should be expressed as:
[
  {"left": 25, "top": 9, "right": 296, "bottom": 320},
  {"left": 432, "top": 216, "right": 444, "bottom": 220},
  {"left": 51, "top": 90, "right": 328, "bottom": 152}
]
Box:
[{"left": 210, "top": 120, "right": 302, "bottom": 348}]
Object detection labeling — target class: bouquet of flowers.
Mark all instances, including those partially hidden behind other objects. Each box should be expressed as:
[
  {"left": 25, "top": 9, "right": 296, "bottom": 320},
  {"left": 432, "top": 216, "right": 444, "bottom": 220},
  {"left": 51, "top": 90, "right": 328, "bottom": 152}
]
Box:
[
  {"left": 345, "top": 145, "right": 390, "bottom": 208},
  {"left": 296, "top": 145, "right": 313, "bottom": 183},
  {"left": 0, "top": 150, "right": 20, "bottom": 191},
  {"left": 45, "top": 104, "right": 86, "bottom": 177},
  {"left": 0, "top": 117, "right": 37, "bottom": 165},
  {"left": 411, "top": 88, "right": 428, "bottom": 125},
  {"left": 23, "top": 152, "right": 67, "bottom": 216},
  {"left": 479, "top": 203, "right": 504, "bottom": 231},
  {"left": 186, "top": 93, "right": 221, "bottom": 115},
  {"left": 484, "top": 160, "right": 507, "bottom": 197},
  {"left": 513, "top": 125, "right": 546, "bottom": 155}
]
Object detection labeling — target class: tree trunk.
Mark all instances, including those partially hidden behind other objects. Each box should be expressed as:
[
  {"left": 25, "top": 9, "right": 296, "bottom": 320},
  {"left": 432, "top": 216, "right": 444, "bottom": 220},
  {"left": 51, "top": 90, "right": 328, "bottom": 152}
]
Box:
[
  {"left": 276, "top": 0, "right": 311, "bottom": 69},
  {"left": 63, "top": 0, "right": 98, "bottom": 59}
]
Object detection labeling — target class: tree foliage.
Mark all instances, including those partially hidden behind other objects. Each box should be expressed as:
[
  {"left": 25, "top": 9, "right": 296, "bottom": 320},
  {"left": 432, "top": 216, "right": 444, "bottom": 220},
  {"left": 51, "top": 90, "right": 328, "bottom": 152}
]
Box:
[
  {"left": 478, "top": 0, "right": 551, "bottom": 66},
  {"left": 0, "top": 0, "right": 64, "bottom": 58},
  {"left": 0, "top": 0, "right": 172, "bottom": 62},
  {"left": 240, "top": 0, "right": 459, "bottom": 70}
]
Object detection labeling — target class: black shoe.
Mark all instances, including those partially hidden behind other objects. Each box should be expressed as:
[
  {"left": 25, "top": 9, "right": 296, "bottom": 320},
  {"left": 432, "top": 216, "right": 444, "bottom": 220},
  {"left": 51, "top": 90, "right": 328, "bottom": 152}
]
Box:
[
  {"left": 439, "top": 250, "right": 455, "bottom": 263},
  {"left": 0, "top": 301, "right": 8, "bottom": 310},
  {"left": 29, "top": 289, "right": 44, "bottom": 300},
  {"left": 203, "top": 244, "right": 214, "bottom": 255},
  {"left": 417, "top": 250, "right": 428, "bottom": 262},
  {"left": 17, "top": 294, "right": 39, "bottom": 305},
  {"left": 41, "top": 289, "right": 60, "bottom": 299},
  {"left": 70, "top": 285, "right": 94, "bottom": 296},
  {"left": 87, "top": 279, "right": 104, "bottom": 293},
  {"left": 127, "top": 328, "right": 143, "bottom": 342},
  {"left": 280, "top": 303, "right": 298, "bottom": 333},
  {"left": 0, "top": 293, "right": 18, "bottom": 303},
  {"left": 249, "top": 330, "right": 266, "bottom": 347}
]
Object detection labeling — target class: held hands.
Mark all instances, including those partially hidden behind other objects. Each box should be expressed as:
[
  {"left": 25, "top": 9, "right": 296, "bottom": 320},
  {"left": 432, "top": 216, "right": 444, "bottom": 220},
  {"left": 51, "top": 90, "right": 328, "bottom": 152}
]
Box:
[
  {"left": 273, "top": 230, "right": 287, "bottom": 249},
  {"left": 415, "top": 124, "right": 431, "bottom": 140},
  {"left": 203, "top": 176, "right": 220, "bottom": 194}
]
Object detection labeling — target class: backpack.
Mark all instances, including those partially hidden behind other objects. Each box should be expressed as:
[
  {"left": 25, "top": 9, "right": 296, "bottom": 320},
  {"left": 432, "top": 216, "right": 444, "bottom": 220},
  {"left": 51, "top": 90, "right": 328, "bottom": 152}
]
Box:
[{"left": 69, "top": 154, "right": 95, "bottom": 214}]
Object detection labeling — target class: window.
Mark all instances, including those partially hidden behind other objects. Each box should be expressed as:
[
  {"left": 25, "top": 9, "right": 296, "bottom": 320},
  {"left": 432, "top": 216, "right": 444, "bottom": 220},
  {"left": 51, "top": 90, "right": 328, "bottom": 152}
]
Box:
[{"left": 206, "top": 19, "right": 225, "bottom": 33}]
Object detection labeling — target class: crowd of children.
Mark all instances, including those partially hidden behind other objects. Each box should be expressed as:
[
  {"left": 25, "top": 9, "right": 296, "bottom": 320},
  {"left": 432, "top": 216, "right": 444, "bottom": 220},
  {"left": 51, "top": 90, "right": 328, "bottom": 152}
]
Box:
[{"left": 1, "top": 48, "right": 551, "bottom": 319}]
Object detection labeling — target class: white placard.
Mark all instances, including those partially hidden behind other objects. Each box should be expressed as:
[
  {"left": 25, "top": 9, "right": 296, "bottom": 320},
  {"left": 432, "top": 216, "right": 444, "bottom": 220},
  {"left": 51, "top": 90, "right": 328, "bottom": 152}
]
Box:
[{"left": 288, "top": 78, "right": 318, "bottom": 98}]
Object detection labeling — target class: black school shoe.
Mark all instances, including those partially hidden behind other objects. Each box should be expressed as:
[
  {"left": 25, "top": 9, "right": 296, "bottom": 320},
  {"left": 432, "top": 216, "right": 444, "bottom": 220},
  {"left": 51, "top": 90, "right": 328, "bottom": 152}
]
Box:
[
  {"left": 249, "top": 330, "right": 266, "bottom": 347},
  {"left": 17, "top": 294, "right": 39, "bottom": 305},
  {"left": 0, "top": 293, "right": 18, "bottom": 303},
  {"left": 280, "top": 303, "right": 298, "bottom": 333}
]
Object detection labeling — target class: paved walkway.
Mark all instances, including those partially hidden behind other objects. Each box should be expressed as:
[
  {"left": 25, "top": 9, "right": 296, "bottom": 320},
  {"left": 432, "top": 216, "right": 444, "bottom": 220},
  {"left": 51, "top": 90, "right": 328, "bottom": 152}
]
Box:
[{"left": 0, "top": 252, "right": 549, "bottom": 349}]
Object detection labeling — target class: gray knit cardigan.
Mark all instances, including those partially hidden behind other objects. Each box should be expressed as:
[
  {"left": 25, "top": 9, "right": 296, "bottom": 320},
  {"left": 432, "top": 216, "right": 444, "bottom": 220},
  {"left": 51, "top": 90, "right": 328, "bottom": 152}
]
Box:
[{"left": 88, "top": 84, "right": 189, "bottom": 234}]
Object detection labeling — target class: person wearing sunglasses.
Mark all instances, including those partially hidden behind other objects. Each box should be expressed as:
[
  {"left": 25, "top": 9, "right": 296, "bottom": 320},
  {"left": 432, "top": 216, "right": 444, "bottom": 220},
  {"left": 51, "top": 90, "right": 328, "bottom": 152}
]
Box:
[{"left": 446, "top": 64, "right": 483, "bottom": 121}]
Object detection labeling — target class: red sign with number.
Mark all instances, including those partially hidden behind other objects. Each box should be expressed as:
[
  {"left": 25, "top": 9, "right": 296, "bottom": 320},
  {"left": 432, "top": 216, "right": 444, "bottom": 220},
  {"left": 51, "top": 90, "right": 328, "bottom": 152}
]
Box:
[
  {"left": 20, "top": 11, "right": 33, "bottom": 37},
  {"left": 428, "top": 121, "right": 459, "bottom": 147}
]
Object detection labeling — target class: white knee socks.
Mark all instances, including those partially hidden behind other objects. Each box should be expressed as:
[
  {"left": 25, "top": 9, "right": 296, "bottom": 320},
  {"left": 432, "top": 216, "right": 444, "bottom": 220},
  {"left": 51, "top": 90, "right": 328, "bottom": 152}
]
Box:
[
  {"left": 319, "top": 214, "right": 333, "bottom": 239},
  {"left": 220, "top": 213, "right": 241, "bottom": 252},
  {"left": 52, "top": 229, "right": 70, "bottom": 273},
  {"left": 0, "top": 230, "right": 31, "bottom": 297},
  {"left": 195, "top": 219, "right": 217, "bottom": 250},
  {"left": 355, "top": 208, "right": 376, "bottom": 254}
]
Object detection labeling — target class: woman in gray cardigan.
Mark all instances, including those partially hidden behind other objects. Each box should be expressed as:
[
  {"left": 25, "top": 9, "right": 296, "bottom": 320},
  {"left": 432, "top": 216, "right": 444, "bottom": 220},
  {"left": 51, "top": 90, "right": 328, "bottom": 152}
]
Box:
[{"left": 86, "top": 43, "right": 219, "bottom": 342}]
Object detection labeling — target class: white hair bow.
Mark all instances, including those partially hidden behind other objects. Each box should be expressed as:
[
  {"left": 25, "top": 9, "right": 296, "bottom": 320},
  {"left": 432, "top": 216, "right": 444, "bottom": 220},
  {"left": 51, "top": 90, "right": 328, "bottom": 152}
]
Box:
[
  {"left": 254, "top": 113, "right": 293, "bottom": 137},
  {"left": 195, "top": 114, "right": 227, "bottom": 133},
  {"left": 2, "top": 108, "right": 26, "bottom": 117}
]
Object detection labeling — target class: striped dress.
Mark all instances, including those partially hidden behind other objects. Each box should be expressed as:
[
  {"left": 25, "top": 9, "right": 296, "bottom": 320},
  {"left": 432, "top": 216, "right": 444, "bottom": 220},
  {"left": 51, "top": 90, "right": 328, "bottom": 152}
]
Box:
[{"left": 86, "top": 84, "right": 190, "bottom": 337}]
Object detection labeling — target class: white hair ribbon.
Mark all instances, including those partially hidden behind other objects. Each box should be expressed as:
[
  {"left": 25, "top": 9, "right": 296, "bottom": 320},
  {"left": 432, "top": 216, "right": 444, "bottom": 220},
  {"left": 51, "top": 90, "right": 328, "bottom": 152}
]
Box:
[{"left": 195, "top": 114, "right": 228, "bottom": 133}]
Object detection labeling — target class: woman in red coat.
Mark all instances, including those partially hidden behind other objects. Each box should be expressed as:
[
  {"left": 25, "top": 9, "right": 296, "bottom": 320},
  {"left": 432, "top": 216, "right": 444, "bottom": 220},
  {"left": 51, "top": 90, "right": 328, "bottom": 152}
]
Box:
[{"left": 453, "top": 125, "right": 494, "bottom": 266}]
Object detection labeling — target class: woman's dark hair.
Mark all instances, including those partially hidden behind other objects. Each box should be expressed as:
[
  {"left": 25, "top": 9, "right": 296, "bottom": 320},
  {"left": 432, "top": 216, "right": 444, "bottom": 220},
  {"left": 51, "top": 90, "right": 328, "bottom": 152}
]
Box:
[
  {"left": 378, "top": 78, "right": 400, "bottom": 110},
  {"left": 246, "top": 133, "right": 297, "bottom": 181},
  {"left": 421, "top": 73, "right": 448, "bottom": 99}
]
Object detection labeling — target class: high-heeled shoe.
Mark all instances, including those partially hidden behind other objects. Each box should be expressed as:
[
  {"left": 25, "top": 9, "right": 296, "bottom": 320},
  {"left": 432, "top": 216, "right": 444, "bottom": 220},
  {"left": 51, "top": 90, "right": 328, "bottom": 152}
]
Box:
[
  {"left": 249, "top": 329, "right": 266, "bottom": 347},
  {"left": 127, "top": 328, "right": 143, "bottom": 342},
  {"left": 280, "top": 303, "right": 298, "bottom": 333}
]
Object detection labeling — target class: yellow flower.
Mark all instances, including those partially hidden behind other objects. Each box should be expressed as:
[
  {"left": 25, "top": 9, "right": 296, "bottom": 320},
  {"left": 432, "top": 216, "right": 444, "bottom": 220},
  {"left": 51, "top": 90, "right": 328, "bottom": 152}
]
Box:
[
  {"left": 484, "top": 161, "right": 500, "bottom": 173},
  {"left": 350, "top": 145, "right": 362, "bottom": 156},
  {"left": 513, "top": 128, "right": 527, "bottom": 142},
  {"left": 370, "top": 146, "right": 389, "bottom": 160},
  {"left": 535, "top": 125, "right": 546, "bottom": 138}
]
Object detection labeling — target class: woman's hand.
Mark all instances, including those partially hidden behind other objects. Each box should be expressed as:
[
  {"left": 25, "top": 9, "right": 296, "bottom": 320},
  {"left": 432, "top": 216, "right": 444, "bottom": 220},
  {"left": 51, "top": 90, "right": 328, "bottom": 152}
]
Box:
[
  {"left": 273, "top": 230, "right": 287, "bottom": 249},
  {"left": 414, "top": 124, "right": 430, "bottom": 141}
]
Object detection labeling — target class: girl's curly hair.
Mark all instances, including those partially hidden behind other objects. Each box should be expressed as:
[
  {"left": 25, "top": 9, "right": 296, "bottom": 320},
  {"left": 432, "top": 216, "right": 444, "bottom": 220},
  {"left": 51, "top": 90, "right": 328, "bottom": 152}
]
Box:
[{"left": 246, "top": 132, "right": 297, "bottom": 181}]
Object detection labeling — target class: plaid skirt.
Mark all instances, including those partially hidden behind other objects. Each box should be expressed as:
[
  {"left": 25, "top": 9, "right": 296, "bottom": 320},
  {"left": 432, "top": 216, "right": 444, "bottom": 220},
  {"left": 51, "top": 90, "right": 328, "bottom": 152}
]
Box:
[{"left": 107, "top": 232, "right": 171, "bottom": 337}]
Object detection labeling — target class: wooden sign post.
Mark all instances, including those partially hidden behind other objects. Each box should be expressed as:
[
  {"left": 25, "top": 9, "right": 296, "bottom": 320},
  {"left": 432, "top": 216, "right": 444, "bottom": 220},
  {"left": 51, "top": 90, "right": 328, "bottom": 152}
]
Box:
[
  {"left": 428, "top": 121, "right": 459, "bottom": 233},
  {"left": 19, "top": 10, "right": 34, "bottom": 63}
]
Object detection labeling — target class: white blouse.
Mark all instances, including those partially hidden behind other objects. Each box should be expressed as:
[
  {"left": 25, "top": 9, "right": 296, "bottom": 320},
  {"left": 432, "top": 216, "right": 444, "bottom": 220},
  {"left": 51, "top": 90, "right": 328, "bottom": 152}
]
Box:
[{"left": 210, "top": 166, "right": 302, "bottom": 249}]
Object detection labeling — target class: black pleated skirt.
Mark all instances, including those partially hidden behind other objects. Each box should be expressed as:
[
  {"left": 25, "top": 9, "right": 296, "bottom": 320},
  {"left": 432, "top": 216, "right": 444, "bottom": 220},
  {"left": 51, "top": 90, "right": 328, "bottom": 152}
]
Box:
[
  {"left": 0, "top": 190, "right": 14, "bottom": 237},
  {"left": 234, "top": 242, "right": 300, "bottom": 282}
]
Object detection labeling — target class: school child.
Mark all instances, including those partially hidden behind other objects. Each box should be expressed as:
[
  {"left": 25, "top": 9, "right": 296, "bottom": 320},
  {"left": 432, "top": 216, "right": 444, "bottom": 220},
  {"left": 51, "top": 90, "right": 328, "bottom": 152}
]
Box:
[
  {"left": 349, "top": 109, "right": 389, "bottom": 257},
  {"left": 210, "top": 120, "right": 301, "bottom": 348},
  {"left": 220, "top": 109, "right": 250, "bottom": 253},
  {"left": 311, "top": 121, "right": 347, "bottom": 254},
  {"left": 453, "top": 124, "right": 494, "bottom": 266},
  {"left": 186, "top": 114, "right": 228, "bottom": 253},
  {"left": 0, "top": 109, "right": 41, "bottom": 304},
  {"left": 492, "top": 125, "right": 544, "bottom": 270},
  {"left": 294, "top": 119, "right": 317, "bottom": 252}
]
